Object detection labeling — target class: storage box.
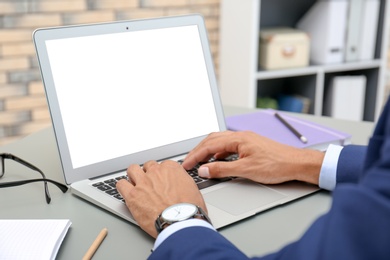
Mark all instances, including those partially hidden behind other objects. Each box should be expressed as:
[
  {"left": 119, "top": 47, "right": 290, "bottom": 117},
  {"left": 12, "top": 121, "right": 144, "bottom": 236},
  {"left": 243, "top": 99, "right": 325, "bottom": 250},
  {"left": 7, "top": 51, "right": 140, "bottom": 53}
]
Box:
[{"left": 259, "top": 28, "right": 310, "bottom": 70}]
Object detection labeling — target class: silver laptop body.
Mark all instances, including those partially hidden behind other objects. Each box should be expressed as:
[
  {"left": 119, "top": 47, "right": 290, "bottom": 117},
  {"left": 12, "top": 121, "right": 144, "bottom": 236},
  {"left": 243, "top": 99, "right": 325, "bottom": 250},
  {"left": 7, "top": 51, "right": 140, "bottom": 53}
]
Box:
[{"left": 33, "top": 14, "right": 318, "bottom": 229}]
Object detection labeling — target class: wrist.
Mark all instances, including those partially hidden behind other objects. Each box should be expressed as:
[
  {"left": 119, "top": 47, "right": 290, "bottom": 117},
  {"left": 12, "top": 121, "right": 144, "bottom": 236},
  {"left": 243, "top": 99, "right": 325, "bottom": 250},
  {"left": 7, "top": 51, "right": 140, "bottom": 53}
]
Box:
[
  {"left": 155, "top": 203, "right": 212, "bottom": 234},
  {"left": 291, "top": 149, "right": 324, "bottom": 185},
  {"left": 153, "top": 218, "right": 216, "bottom": 251}
]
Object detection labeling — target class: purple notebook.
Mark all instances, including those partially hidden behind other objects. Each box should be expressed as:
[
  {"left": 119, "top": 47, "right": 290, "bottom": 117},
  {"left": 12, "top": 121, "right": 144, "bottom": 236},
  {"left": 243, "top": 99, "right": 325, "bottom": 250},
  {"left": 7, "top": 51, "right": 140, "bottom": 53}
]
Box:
[{"left": 226, "top": 110, "right": 351, "bottom": 151}]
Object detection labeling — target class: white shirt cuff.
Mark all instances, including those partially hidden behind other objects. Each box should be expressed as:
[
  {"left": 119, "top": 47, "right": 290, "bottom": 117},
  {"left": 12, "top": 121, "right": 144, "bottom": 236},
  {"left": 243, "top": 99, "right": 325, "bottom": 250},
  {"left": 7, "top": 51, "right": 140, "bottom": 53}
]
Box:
[
  {"left": 153, "top": 218, "right": 216, "bottom": 250},
  {"left": 319, "top": 144, "right": 343, "bottom": 191}
]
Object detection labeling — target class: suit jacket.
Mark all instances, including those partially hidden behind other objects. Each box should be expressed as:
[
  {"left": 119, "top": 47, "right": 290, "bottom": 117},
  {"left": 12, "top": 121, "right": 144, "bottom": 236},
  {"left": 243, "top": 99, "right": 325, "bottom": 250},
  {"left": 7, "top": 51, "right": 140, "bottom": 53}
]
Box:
[{"left": 150, "top": 100, "right": 390, "bottom": 260}]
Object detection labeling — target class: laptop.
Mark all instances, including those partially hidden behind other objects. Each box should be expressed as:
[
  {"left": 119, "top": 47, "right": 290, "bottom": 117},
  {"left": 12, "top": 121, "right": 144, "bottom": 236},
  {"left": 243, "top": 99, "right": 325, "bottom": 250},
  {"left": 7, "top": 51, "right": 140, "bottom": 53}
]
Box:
[{"left": 33, "top": 14, "right": 319, "bottom": 229}]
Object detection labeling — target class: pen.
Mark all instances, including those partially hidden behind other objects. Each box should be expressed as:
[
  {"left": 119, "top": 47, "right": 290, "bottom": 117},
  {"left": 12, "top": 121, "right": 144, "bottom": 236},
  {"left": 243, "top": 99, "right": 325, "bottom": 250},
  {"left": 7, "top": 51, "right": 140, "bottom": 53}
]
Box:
[
  {"left": 82, "top": 228, "right": 108, "bottom": 260},
  {"left": 274, "top": 112, "right": 308, "bottom": 143}
]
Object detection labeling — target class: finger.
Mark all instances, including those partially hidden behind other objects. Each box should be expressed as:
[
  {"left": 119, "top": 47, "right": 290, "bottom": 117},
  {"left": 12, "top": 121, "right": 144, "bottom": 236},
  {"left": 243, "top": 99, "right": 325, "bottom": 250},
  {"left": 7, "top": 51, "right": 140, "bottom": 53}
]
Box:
[
  {"left": 183, "top": 132, "right": 238, "bottom": 169},
  {"left": 126, "top": 164, "right": 146, "bottom": 184},
  {"left": 116, "top": 178, "right": 134, "bottom": 200},
  {"left": 183, "top": 132, "right": 228, "bottom": 168},
  {"left": 198, "top": 160, "right": 243, "bottom": 179},
  {"left": 142, "top": 160, "right": 159, "bottom": 172},
  {"left": 159, "top": 160, "right": 180, "bottom": 167},
  {"left": 214, "top": 151, "right": 235, "bottom": 160},
  {"left": 157, "top": 160, "right": 193, "bottom": 181}
]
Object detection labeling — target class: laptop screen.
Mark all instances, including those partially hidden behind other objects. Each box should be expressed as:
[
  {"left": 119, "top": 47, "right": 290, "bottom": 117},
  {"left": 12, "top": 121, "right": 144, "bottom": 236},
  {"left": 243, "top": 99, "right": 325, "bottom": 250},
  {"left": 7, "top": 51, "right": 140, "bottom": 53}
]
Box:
[
  {"left": 45, "top": 25, "right": 219, "bottom": 169},
  {"left": 34, "top": 15, "right": 225, "bottom": 183}
]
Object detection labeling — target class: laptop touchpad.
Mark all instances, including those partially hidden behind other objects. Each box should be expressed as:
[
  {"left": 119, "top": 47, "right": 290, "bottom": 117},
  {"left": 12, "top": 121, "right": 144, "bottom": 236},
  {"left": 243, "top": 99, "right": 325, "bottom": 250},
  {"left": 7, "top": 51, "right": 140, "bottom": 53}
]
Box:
[{"left": 204, "top": 179, "right": 287, "bottom": 216}]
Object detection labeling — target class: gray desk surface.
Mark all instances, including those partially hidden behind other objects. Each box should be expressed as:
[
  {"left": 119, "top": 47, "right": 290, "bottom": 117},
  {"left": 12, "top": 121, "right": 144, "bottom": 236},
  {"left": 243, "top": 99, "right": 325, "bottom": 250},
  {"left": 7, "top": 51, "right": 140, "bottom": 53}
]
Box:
[{"left": 0, "top": 107, "right": 374, "bottom": 259}]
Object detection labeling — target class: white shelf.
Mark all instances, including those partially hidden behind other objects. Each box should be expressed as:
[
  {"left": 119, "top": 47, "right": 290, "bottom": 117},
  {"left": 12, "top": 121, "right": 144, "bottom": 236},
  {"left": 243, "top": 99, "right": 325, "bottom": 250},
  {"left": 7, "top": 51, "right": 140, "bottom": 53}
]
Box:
[
  {"left": 219, "top": 0, "right": 390, "bottom": 121},
  {"left": 255, "top": 60, "right": 382, "bottom": 79}
]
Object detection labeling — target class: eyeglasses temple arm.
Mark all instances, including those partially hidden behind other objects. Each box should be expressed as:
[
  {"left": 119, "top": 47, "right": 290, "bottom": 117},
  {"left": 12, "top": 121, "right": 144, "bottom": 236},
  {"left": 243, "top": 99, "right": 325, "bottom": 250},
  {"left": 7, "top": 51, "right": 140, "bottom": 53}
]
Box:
[
  {"left": 0, "top": 178, "right": 68, "bottom": 193},
  {"left": 6, "top": 154, "right": 47, "bottom": 177}
]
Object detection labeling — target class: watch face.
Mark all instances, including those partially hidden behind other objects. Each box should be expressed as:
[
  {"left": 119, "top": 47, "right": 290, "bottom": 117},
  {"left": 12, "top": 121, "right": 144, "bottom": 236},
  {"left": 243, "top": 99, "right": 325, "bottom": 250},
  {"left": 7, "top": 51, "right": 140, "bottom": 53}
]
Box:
[{"left": 162, "top": 203, "right": 198, "bottom": 222}]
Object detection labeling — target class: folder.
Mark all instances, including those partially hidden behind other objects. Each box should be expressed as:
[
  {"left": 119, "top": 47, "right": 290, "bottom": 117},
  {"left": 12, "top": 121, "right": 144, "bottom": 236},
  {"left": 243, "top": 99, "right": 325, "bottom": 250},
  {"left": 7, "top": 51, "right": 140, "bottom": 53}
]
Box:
[
  {"left": 345, "top": 0, "right": 364, "bottom": 62},
  {"left": 324, "top": 75, "right": 366, "bottom": 121},
  {"left": 296, "top": 0, "right": 349, "bottom": 64},
  {"left": 358, "top": 0, "right": 380, "bottom": 60},
  {"left": 277, "top": 95, "right": 304, "bottom": 113},
  {"left": 226, "top": 109, "right": 351, "bottom": 151},
  {"left": 277, "top": 94, "right": 311, "bottom": 113}
]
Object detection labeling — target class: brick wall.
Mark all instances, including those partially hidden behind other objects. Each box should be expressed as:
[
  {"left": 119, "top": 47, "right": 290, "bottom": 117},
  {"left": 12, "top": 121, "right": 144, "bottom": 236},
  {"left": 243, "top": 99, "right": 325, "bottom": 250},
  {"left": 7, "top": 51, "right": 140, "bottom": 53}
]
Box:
[{"left": 0, "top": 0, "right": 220, "bottom": 145}]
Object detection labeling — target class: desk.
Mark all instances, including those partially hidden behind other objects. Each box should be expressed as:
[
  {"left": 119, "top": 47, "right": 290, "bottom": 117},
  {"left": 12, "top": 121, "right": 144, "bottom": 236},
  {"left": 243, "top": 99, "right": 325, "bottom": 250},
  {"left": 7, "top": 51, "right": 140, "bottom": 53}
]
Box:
[{"left": 0, "top": 107, "right": 374, "bottom": 259}]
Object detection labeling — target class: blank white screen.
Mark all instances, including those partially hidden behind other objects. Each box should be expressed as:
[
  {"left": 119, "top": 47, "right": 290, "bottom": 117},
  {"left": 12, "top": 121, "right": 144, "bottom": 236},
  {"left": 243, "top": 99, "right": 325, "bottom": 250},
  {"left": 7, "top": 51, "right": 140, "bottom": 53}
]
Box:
[{"left": 46, "top": 25, "right": 219, "bottom": 169}]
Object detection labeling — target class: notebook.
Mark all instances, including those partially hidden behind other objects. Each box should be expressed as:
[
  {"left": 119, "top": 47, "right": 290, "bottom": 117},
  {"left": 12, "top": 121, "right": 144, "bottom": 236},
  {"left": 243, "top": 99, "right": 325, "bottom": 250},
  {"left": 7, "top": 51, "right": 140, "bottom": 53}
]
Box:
[
  {"left": 226, "top": 109, "right": 352, "bottom": 151},
  {"left": 33, "top": 14, "right": 319, "bottom": 229},
  {"left": 0, "top": 219, "right": 71, "bottom": 260}
]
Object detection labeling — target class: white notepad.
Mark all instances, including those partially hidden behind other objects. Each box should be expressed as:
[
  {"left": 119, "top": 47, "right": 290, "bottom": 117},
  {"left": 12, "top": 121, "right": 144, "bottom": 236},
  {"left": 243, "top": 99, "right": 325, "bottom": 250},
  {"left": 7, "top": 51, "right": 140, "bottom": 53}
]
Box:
[{"left": 0, "top": 219, "right": 72, "bottom": 260}]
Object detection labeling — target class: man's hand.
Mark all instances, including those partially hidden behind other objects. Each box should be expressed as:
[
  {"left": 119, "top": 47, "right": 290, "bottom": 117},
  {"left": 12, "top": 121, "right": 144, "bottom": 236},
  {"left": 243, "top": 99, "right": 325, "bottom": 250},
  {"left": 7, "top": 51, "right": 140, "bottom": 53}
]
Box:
[
  {"left": 116, "top": 160, "right": 207, "bottom": 238},
  {"left": 182, "top": 131, "right": 324, "bottom": 185}
]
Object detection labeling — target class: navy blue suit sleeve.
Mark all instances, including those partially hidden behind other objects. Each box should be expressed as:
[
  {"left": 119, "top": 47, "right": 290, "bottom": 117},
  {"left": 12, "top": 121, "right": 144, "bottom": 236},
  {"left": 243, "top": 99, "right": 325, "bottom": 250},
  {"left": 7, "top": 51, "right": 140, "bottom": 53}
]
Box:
[
  {"left": 149, "top": 227, "right": 249, "bottom": 260},
  {"left": 336, "top": 145, "right": 367, "bottom": 185}
]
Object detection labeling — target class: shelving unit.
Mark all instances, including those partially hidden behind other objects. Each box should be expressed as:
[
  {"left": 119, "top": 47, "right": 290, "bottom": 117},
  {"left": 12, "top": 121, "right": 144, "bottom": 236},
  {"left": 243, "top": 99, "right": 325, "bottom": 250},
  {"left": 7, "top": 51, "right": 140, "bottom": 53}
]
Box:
[{"left": 219, "top": 0, "right": 390, "bottom": 121}]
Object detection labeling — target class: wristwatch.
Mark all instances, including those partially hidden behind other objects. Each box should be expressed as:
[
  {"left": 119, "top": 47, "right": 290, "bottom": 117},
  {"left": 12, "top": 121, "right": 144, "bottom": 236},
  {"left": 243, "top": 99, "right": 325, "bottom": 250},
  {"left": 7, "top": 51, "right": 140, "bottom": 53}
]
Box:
[{"left": 155, "top": 203, "right": 212, "bottom": 233}]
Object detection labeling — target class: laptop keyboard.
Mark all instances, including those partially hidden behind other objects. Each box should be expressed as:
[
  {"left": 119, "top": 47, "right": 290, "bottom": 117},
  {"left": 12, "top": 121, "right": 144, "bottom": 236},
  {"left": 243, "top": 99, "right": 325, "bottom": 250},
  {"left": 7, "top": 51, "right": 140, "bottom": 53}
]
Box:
[{"left": 92, "top": 154, "right": 238, "bottom": 203}]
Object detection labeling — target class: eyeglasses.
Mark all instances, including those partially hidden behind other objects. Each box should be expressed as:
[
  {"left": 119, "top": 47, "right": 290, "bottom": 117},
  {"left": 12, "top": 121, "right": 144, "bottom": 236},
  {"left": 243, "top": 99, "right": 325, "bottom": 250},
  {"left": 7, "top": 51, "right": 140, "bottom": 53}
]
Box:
[{"left": 0, "top": 153, "right": 68, "bottom": 204}]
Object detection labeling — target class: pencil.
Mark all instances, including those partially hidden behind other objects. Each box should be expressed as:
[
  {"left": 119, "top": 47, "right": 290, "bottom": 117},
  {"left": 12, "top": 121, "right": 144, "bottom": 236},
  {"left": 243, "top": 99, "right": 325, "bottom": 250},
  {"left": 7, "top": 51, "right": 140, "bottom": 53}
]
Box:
[
  {"left": 274, "top": 112, "right": 308, "bottom": 143},
  {"left": 82, "top": 228, "right": 108, "bottom": 260}
]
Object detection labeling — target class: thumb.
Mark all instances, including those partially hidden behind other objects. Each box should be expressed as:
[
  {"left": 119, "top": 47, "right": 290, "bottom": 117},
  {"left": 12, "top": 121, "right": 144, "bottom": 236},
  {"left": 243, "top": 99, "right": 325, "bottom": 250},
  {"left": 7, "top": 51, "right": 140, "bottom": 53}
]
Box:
[{"left": 198, "top": 162, "right": 232, "bottom": 179}]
